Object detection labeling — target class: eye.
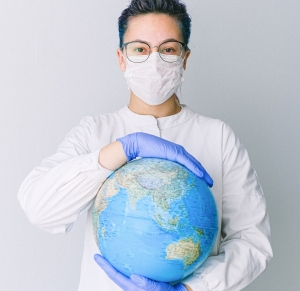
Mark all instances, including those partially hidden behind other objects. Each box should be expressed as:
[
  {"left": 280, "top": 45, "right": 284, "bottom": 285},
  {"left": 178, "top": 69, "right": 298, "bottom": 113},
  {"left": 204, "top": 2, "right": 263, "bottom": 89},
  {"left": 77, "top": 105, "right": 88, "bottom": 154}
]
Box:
[
  {"left": 160, "top": 43, "right": 180, "bottom": 55},
  {"left": 164, "top": 47, "right": 174, "bottom": 53},
  {"left": 135, "top": 47, "right": 145, "bottom": 53}
]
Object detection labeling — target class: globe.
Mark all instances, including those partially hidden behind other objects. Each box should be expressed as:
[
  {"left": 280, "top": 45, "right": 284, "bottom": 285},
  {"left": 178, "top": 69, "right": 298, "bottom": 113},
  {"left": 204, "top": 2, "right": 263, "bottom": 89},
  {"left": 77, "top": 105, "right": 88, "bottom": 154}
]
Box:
[{"left": 92, "top": 158, "right": 218, "bottom": 283}]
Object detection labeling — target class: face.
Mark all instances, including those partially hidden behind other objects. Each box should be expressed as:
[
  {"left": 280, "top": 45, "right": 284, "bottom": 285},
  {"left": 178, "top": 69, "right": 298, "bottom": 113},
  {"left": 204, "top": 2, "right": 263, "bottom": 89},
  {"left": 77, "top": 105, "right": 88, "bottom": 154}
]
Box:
[{"left": 117, "top": 13, "right": 191, "bottom": 71}]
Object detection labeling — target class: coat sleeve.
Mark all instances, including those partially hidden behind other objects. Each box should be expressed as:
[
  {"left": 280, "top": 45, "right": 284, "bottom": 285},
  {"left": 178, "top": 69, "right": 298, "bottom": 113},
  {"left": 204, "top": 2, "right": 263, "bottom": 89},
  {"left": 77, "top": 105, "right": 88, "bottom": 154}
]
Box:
[
  {"left": 182, "top": 123, "right": 273, "bottom": 291},
  {"left": 17, "top": 117, "right": 113, "bottom": 234}
]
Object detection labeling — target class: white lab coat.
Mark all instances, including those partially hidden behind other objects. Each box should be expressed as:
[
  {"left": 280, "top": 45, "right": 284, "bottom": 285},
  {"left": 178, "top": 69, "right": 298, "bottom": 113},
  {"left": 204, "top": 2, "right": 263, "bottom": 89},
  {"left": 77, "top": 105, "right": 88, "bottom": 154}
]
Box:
[{"left": 18, "top": 105, "right": 273, "bottom": 291}]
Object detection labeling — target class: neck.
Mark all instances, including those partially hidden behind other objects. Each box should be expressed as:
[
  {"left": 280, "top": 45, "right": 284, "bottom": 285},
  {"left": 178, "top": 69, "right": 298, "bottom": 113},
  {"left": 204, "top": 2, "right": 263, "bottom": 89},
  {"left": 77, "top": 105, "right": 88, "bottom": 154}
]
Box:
[{"left": 128, "top": 92, "right": 181, "bottom": 118}]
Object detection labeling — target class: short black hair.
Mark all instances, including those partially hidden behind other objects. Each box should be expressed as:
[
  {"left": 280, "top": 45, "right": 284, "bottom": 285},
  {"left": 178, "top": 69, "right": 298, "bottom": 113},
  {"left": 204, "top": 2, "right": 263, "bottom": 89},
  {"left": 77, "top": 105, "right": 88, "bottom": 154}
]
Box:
[{"left": 118, "top": 0, "right": 191, "bottom": 49}]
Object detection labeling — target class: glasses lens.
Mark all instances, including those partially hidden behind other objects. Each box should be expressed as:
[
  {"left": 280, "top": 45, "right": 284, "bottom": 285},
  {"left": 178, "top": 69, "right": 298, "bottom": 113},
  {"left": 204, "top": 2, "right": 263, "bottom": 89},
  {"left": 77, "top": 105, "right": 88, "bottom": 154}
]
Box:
[
  {"left": 159, "top": 41, "right": 183, "bottom": 62},
  {"left": 126, "top": 42, "right": 150, "bottom": 63}
]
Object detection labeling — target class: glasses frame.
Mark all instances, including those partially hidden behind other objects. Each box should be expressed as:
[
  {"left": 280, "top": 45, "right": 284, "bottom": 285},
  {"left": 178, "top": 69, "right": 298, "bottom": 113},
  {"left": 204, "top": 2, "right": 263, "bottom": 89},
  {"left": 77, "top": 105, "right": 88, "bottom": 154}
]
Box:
[{"left": 122, "top": 40, "right": 187, "bottom": 63}]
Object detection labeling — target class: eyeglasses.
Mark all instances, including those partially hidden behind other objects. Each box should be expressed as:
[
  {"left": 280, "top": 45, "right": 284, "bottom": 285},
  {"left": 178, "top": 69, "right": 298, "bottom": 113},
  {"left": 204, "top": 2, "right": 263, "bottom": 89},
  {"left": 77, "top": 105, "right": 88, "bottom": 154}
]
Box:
[{"left": 122, "top": 40, "right": 187, "bottom": 63}]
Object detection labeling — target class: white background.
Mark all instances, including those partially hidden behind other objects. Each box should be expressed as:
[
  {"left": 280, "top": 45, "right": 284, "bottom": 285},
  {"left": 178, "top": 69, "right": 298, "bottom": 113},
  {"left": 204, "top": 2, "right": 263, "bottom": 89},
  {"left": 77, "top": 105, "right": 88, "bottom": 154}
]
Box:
[{"left": 0, "top": 0, "right": 299, "bottom": 290}]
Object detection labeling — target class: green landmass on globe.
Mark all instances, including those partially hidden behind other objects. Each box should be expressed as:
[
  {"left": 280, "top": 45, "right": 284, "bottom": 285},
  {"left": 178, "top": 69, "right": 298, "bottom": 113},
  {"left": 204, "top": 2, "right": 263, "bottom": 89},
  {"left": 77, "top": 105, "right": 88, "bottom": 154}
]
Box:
[{"left": 92, "top": 158, "right": 218, "bottom": 282}]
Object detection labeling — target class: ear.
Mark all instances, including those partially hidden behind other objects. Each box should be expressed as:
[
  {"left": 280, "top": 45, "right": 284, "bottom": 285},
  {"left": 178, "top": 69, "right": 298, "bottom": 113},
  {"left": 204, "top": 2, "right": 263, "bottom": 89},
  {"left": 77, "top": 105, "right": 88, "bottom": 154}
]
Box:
[
  {"left": 183, "top": 50, "right": 191, "bottom": 70},
  {"left": 117, "top": 49, "right": 126, "bottom": 71}
]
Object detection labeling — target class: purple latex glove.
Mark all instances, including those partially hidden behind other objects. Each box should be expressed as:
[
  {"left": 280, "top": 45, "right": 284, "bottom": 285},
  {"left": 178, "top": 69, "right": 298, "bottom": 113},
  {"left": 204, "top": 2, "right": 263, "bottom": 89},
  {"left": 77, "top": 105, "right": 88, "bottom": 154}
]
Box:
[
  {"left": 117, "top": 132, "right": 213, "bottom": 187},
  {"left": 94, "top": 254, "right": 188, "bottom": 291}
]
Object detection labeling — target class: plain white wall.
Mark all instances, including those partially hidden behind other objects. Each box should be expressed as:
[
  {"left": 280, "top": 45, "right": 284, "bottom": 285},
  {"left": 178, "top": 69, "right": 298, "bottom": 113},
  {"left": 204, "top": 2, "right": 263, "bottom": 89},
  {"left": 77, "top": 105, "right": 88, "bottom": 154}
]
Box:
[{"left": 1, "top": 0, "right": 299, "bottom": 290}]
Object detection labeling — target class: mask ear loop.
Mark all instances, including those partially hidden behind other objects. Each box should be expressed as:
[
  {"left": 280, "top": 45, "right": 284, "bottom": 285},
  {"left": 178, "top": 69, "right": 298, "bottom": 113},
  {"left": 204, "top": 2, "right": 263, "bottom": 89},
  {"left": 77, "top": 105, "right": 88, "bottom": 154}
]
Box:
[
  {"left": 176, "top": 52, "right": 186, "bottom": 104},
  {"left": 120, "top": 50, "right": 130, "bottom": 91},
  {"left": 175, "top": 76, "right": 185, "bottom": 104},
  {"left": 121, "top": 51, "right": 126, "bottom": 61}
]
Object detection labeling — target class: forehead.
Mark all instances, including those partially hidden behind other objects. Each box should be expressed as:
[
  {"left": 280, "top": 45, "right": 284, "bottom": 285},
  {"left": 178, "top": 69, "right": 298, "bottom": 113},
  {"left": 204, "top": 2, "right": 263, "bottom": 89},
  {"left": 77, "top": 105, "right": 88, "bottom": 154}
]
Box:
[{"left": 124, "top": 13, "right": 183, "bottom": 45}]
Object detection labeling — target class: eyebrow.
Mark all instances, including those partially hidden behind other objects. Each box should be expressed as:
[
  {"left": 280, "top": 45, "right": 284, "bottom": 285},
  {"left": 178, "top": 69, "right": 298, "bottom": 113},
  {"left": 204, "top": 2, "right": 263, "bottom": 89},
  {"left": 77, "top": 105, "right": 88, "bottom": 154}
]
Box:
[{"left": 129, "top": 38, "right": 182, "bottom": 45}]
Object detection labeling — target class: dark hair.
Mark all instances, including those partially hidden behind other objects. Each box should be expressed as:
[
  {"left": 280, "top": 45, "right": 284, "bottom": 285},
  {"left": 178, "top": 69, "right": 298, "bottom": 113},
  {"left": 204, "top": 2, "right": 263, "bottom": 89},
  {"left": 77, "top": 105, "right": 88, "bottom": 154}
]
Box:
[{"left": 118, "top": 0, "right": 191, "bottom": 49}]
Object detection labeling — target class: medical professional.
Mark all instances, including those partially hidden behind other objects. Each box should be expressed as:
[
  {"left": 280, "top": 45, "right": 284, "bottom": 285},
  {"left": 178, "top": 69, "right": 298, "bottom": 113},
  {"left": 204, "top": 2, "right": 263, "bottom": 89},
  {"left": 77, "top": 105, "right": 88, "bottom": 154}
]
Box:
[{"left": 18, "top": 0, "right": 273, "bottom": 290}]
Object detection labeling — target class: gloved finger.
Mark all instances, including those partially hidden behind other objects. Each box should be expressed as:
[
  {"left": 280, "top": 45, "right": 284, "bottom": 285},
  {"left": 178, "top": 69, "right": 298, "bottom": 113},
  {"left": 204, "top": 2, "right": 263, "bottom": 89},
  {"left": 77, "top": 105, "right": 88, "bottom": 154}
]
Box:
[
  {"left": 184, "top": 151, "right": 214, "bottom": 187},
  {"left": 130, "top": 274, "right": 156, "bottom": 291},
  {"left": 130, "top": 274, "right": 163, "bottom": 291},
  {"left": 94, "top": 254, "right": 132, "bottom": 289},
  {"left": 203, "top": 171, "right": 214, "bottom": 188},
  {"left": 175, "top": 149, "right": 214, "bottom": 187},
  {"left": 94, "top": 254, "right": 118, "bottom": 278},
  {"left": 130, "top": 274, "right": 187, "bottom": 291}
]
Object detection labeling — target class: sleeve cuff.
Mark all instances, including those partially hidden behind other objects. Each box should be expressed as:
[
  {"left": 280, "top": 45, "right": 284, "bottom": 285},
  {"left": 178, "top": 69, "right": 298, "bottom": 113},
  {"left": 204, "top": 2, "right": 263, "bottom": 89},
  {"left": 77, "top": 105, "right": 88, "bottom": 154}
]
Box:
[
  {"left": 182, "top": 274, "right": 210, "bottom": 291},
  {"left": 81, "top": 150, "right": 113, "bottom": 184}
]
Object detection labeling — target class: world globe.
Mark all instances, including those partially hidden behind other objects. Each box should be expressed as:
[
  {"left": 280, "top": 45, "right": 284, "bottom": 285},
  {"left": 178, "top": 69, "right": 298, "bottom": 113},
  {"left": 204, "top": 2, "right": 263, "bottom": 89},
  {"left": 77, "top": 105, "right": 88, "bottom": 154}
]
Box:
[{"left": 92, "top": 158, "right": 218, "bottom": 283}]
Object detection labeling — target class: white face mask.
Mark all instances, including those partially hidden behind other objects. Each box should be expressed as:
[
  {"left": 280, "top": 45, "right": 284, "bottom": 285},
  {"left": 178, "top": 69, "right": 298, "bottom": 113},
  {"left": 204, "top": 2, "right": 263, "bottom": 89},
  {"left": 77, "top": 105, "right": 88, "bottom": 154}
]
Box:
[{"left": 124, "top": 52, "right": 185, "bottom": 106}]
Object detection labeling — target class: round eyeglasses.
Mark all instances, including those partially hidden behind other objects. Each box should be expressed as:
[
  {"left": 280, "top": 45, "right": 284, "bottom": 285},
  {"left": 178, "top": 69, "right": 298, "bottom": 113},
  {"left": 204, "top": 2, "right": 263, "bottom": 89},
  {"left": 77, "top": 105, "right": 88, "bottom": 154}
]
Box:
[{"left": 122, "top": 40, "right": 187, "bottom": 63}]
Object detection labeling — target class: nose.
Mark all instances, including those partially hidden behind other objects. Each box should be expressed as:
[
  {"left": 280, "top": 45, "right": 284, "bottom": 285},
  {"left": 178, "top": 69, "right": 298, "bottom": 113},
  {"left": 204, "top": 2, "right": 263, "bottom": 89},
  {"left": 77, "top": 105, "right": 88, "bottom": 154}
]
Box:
[{"left": 149, "top": 46, "right": 159, "bottom": 53}]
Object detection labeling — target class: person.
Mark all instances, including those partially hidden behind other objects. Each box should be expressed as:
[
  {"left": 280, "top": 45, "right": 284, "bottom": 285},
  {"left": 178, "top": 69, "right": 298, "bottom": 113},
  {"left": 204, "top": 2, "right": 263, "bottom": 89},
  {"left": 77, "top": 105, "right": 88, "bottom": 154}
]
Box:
[{"left": 17, "top": 0, "right": 273, "bottom": 290}]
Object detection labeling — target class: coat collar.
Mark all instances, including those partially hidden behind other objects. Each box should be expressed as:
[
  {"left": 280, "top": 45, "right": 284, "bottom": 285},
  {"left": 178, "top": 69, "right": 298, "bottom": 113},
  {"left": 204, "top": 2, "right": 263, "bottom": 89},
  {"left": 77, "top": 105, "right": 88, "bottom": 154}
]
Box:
[{"left": 117, "top": 104, "right": 195, "bottom": 130}]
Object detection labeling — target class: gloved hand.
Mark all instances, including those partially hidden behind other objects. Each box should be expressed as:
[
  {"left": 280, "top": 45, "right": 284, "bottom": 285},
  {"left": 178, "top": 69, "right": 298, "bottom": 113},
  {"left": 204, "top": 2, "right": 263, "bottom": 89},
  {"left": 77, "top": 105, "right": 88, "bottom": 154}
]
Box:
[
  {"left": 117, "top": 132, "right": 213, "bottom": 187},
  {"left": 94, "top": 254, "right": 188, "bottom": 291}
]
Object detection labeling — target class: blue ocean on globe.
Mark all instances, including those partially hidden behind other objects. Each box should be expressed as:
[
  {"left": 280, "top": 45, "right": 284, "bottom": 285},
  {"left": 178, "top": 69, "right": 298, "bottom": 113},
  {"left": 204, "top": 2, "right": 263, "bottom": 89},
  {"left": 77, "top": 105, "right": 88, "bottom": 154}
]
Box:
[{"left": 92, "top": 158, "right": 218, "bottom": 283}]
